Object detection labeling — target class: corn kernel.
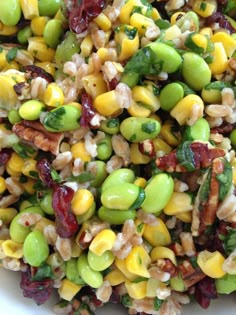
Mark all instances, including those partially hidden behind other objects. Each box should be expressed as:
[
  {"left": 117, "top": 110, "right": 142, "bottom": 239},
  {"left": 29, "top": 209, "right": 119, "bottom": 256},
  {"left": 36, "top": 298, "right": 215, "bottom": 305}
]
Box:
[
  {"left": 125, "top": 280, "right": 147, "bottom": 299},
  {"left": 209, "top": 42, "right": 228, "bottom": 75},
  {"left": 163, "top": 192, "right": 193, "bottom": 216},
  {"left": 125, "top": 246, "right": 151, "bottom": 278},
  {"left": 0, "top": 25, "right": 18, "bottom": 36},
  {"left": 151, "top": 8, "right": 161, "bottom": 20},
  {"left": 94, "top": 90, "right": 123, "bottom": 117},
  {"left": 132, "top": 86, "right": 160, "bottom": 112},
  {"left": 164, "top": 25, "right": 182, "bottom": 41},
  {"left": 20, "top": 0, "right": 39, "bottom": 20},
  {"left": 30, "top": 16, "right": 49, "bottom": 36},
  {"left": 89, "top": 229, "right": 116, "bottom": 256},
  {"left": 130, "top": 13, "right": 155, "bottom": 35},
  {"left": 128, "top": 100, "right": 151, "bottom": 118},
  {"left": 71, "top": 141, "right": 91, "bottom": 162},
  {"left": 193, "top": 0, "right": 217, "bottom": 18},
  {"left": 119, "top": 0, "right": 147, "bottom": 24},
  {"left": 28, "top": 37, "right": 55, "bottom": 62},
  {"left": 2, "top": 240, "right": 23, "bottom": 258},
  {"left": 71, "top": 189, "right": 94, "bottom": 216},
  {"left": 0, "top": 176, "right": 6, "bottom": 194},
  {"left": 159, "top": 121, "right": 181, "bottom": 147},
  {"left": 115, "top": 258, "right": 137, "bottom": 281},
  {"left": 197, "top": 250, "right": 226, "bottom": 278},
  {"left": 150, "top": 246, "right": 177, "bottom": 265},
  {"left": 80, "top": 35, "right": 93, "bottom": 58},
  {"left": 82, "top": 73, "right": 107, "bottom": 99},
  {"left": 211, "top": 32, "right": 236, "bottom": 58},
  {"left": 94, "top": 13, "right": 112, "bottom": 31},
  {"left": 153, "top": 138, "right": 172, "bottom": 155},
  {"left": 0, "top": 208, "right": 17, "bottom": 224},
  {"left": 130, "top": 143, "right": 151, "bottom": 164},
  {"left": 143, "top": 218, "right": 171, "bottom": 247},
  {"left": 43, "top": 83, "right": 64, "bottom": 107},
  {"left": 191, "top": 33, "right": 208, "bottom": 51},
  {"left": 22, "top": 159, "right": 38, "bottom": 178},
  {"left": 58, "top": 279, "right": 82, "bottom": 301},
  {"left": 170, "top": 12, "right": 186, "bottom": 25},
  {"left": 115, "top": 25, "right": 139, "bottom": 61},
  {"left": 6, "top": 152, "right": 25, "bottom": 175},
  {"left": 200, "top": 27, "right": 213, "bottom": 37},
  {"left": 104, "top": 268, "right": 126, "bottom": 285},
  {"left": 134, "top": 177, "right": 147, "bottom": 188},
  {"left": 35, "top": 61, "right": 56, "bottom": 76},
  {"left": 176, "top": 211, "right": 192, "bottom": 223}
]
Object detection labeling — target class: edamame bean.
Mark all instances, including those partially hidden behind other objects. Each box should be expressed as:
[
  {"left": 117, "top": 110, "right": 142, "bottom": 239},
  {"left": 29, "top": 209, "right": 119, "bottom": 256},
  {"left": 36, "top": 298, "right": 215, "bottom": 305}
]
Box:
[
  {"left": 101, "top": 183, "right": 145, "bottom": 210},
  {"left": 87, "top": 161, "right": 108, "bottom": 188},
  {"left": 19, "top": 100, "right": 46, "bottom": 120},
  {"left": 88, "top": 250, "right": 115, "bottom": 272},
  {"left": 23, "top": 230, "right": 49, "bottom": 267},
  {"left": 99, "top": 118, "right": 120, "bottom": 134},
  {"left": 38, "top": 190, "right": 54, "bottom": 215},
  {"left": 77, "top": 253, "right": 103, "bottom": 288},
  {"left": 38, "top": 0, "right": 61, "bottom": 17},
  {"left": 120, "top": 117, "right": 161, "bottom": 143},
  {"left": 148, "top": 42, "right": 182, "bottom": 73},
  {"left": 141, "top": 173, "right": 174, "bottom": 214},
  {"left": 97, "top": 134, "right": 113, "bottom": 160},
  {"left": 176, "top": 81, "right": 196, "bottom": 96},
  {"left": 121, "top": 72, "right": 140, "bottom": 88},
  {"left": 98, "top": 206, "right": 136, "bottom": 224},
  {"left": 10, "top": 206, "right": 45, "bottom": 243},
  {"left": 76, "top": 202, "right": 96, "bottom": 224},
  {"left": 160, "top": 83, "right": 184, "bottom": 111},
  {"left": 183, "top": 118, "right": 210, "bottom": 141},
  {"left": 65, "top": 258, "right": 85, "bottom": 285},
  {"left": 43, "top": 19, "right": 64, "bottom": 48},
  {"left": 43, "top": 105, "right": 81, "bottom": 132},
  {"left": 0, "top": 0, "right": 21, "bottom": 26},
  {"left": 181, "top": 52, "right": 211, "bottom": 91},
  {"left": 17, "top": 26, "right": 32, "bottom": 45},
  {"left": 101, "top": 168, "right": 135, "bottom": 192},
  {"left": 230, "top": 129, "right": 236, "bottom": 148}
]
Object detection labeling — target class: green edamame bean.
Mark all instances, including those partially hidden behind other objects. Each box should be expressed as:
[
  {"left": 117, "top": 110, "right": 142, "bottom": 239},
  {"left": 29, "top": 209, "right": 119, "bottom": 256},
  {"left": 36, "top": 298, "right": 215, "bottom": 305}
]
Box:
[
  {"left": 148, "top": 42, "right": 182, "bottom": 73},
  {"left": 23, "top": 230, "right": 49, "bottom": 267},
  {"left": 65, "top": 258, "right": 85, "bottom": 285},
  {"left": 176, "top": 11, "right": 199, "bottom": 32},
  {"left": 99, "top": 118, "right": 120, "bottom": 135},
  {"left": 76, "top": 202, "right": 96, "bottom": 224},
  {"left": 98, "top": 206, "right": 136, "bottom": 224},
  {"left": 77, "top": 253, "right": 103, "bottom": 288},
  {"left": 0, "top": 0, "right": 21, "bottom": 26},
  {"left": 10, "top": 206, "right": 45, "bottom": 243},
  {"left": 182, "top": 52, "right": 211, "bottom": 91},
  {"left": 230, "top": 129, "right": 236, "bottom": 148},
  {"left": 87, "top": 161, "right": 108, "bottom": 188},
  {"left": 183, "top": 118, "right": 210, "bottom": 141},
  {"left": 43, "top": 105, "right": 81, "bottom": 132},
  {"left": 19, "top": 100, "right": 46, "bottom": 120},
  {"left": 38, "top": 0, "right": 61, "bottom": 17},
  {"left": 87, "top": 250, "right": 115, "bottom": 271},
  {"left": 17, "top": 26, "right": 32, "bottom": 45},
  {"left": 121, "top": 72, "right": 140, "bottom": 88},
  {"left": 101, "top": 183, "right": 145, "bottom": 210},
  {"left": 141, "top": 173, "right": 174, "bottom": 214},
  {"left": 43, "top": 19, "right": 64, "bottom": 48},
  {"left": 120, "top": 117, "right": 161, "bottom": 143},
  {"left": 160, "top": 83, "right": 184, "bottom": 111},
  {"left": 101, "top": 168, "right": 135, "bottom": 192},
  {"left": 97, "top": 134, "right": 113, "bottom": 160},
  {"left": 8, "top": 109, "right": 22, "bottom": 124},
  {"left": 38, "top": 190, "right": 54, "bottom": 215},
  {"left": 176, "top": 81, "right": 196, "bottom": 96}
]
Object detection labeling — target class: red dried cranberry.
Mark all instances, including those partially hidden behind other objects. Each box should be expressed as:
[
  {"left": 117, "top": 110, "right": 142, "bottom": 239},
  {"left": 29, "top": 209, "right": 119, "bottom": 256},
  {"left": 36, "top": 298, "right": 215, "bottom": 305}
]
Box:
[
  {"left": 37, "top": 158, "right": 55, "bottom": 188},
  {"left": 80, "top": 92, "right": 98, "bottom": 129},
  {"left": 108, "top": 78, "right": 119, "bottom": 90},
  {"left": 20, "top": 267, "right": 54, "bottom": 305},
  {"left": 194, "top": 277, "right": 218, "bottom": 309},
  {"left": 139, "top": 140, "right": 155, "bottom": 157},
  {"left": 0, "top": 148, "right": 12, "bottom": 166},
  {"left": 52, "top": 185, "right": 79, "bottom": 238},
  {"left": 23, "top": 65, "right": 54, "bottom": 83},
  {"left": 69, "top": 0, "right": 106, "bottom": 34}
]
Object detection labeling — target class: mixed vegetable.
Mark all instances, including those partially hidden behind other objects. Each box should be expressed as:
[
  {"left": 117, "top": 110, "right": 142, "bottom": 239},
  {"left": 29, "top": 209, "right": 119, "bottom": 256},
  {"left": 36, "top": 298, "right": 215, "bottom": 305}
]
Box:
[{"left": 0, "top": 0, "right": 236, "bottom": 314}]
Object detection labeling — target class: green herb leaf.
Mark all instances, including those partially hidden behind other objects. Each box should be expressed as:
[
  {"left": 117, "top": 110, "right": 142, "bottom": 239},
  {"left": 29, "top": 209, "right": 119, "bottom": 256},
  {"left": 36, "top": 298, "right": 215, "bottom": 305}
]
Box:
[
  {"left": 184, "top": 32, "right": 204, "bottom": 54},
  {"left": 176, "top": 141, "right": 195, "bottom": 171},
  {"left": 155, "top": 19, "right": 171, "bottom": 29},
  {"left": 121, "top": 294, "right": 133, "bottom": 307},
  {"left": 141, "top": 122, "right": 157, "bottom": 134},
  {"left": 216, "top": 159, "right": 232, "bottom": 201},
  {"left": 222, "top": 228, "right": 236, "bottom": 255},
  {"left": 12, "top": 143, "right": 36, "bottom": 159},
  {"left": 153, "top": 297, "right": 164, "bottom": 311},
  {"left": 6, "top": 47, "right": 18, "bottom": 63},
  {"left": 31, "top": 263, "right": 54, "bottom": 281},
  {"left": 67, "top": 172, "right": 95, "bottom": 183},
  {"left": 51, "top": 169, "right": 61, "bottom": 182},
  {"left": 199, "top": 169, "right": 211, "bottom": 203}
]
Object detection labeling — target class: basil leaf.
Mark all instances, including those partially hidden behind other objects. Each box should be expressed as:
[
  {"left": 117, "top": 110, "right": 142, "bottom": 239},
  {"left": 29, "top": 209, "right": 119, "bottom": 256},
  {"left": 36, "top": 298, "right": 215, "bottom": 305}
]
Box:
[
  {"left": 141, "top": 122, "right": 157, "bottom": 134},
  {"left": 216, "top": 159, "right": 233, "bottom": 201},
  {"left": 31, "top": 263, "right": 54, "bottom": 281},
  {"left": 176, "top": 141, "right": 196, "bottom": 171}
]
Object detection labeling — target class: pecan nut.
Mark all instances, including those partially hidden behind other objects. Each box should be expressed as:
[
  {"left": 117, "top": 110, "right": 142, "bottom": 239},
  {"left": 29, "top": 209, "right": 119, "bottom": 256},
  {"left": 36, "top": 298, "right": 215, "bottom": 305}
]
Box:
[{"left": 13, "top": 120, "right": 64, "bottom": 155}]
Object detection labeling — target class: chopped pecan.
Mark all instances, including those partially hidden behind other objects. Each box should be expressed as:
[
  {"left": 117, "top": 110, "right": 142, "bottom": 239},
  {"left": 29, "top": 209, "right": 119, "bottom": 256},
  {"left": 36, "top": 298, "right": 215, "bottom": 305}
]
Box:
[
  {"left": 178, "top": 259, "right": 205, "bottom": 288},
  {"left": 160, "top": 258, "right": 178, "bottom": 277},
  {"left": 12, "top": 120, "right": 64, "bottom": 155},
  {"left": 23, "top": 65, "right": 54, "bottom": 83}
]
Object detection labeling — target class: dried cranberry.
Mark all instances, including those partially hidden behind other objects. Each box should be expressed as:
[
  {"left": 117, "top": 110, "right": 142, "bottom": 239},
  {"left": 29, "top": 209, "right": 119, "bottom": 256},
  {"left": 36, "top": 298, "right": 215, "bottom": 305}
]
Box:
[
  {"left": 0, "top": 148, "right": 12, "bottom": 166},
  {"left": 139, "top": 140, "right": 155, "bottom": 157},
  {"left": 23, "top": 65, "right": 54, "bottom": 83},
  {"left": 69, "top": 0, "right": 106, "bottom": 34},
  {"left": 20, "top": 267, "right": 54, "bottom": 305},
  {"left": 37, "top": 158, "right": 55, "bottom": 188},
  {"left": 206, "top": 12, "right": 236, "bottom": 33},
  {"left": 52, "top": 185, "right": 79, "bottom": 238},
  {"left": 108, "top": 78, "right": 119, "bottom": 90},
  {"left": 80, "top": 92, "right": 98, "bottom": 129},
  {"left": 194, "top": 277, "right": 218, "bottom": 309}
]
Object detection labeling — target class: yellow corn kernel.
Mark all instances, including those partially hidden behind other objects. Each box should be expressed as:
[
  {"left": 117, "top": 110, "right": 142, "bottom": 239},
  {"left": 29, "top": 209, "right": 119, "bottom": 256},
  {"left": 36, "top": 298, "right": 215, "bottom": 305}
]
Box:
[
  {"left": 71, "top": 141, "right": 91, "bottom": 162},
  {"left": 94, "top": 12, "right": 112, "bottom": 31},
  {"left": 71, "top": 240, "right": 82, "bottom": 258},
  {"left": 153, "top": 138, "right": 172, "bottom": 155},
  {"left": 200, "top": 27, "right": 213, "bottom": 38},
  {"left": 130, "top": 143, "right": 151, "bottom": 164},
  {"left": 115, "top": 258, "right": 137, "bottom": 281},
  {"left": 31, "top": 16, "right": 49, "bottom": 36},
  {"left": 0, "top": 208, "right": 17, "bottom": 224},
  {"left": 0, "top": 240, "right": 6, "bottom": 259},
  {"left": 0, "top": 25, "right": 18, "bottom": 36},
  {"left": 143, "top": 218, "right": 171, "bottom": 247},
  {"left": 82, "top": 73, "right": 107, "bottom": 99},
  {"left": 128, "top": 100, "right": 151, "bottom": 118},
  {"left": 191, "top": 33, "right": 208, "bottom": 51},
  {"left": 94, "top": 90, "right": 123, "bottom": 117},
  {"left": 0, "top": 51, "right": 7, "bottom": 70},
  {"left": 58, "top": 279, "right": 82, "bottom": 301},
  {"left": 2, "top": 240, "right": 23, "bottom": 258},
  {"left": 135, "top": 219, "right": 145, "bottom": 236},
  {"left": 96, "top": 47, "right": 116, "bottom": 63},
  {"left": 6, "top": 152, "right": 25, "bottom": 175},
  {"left": 115, "top": 25, "right": 139, "bottom": 61},
  {"left": 209, "top": 42, "right": 228, "bottom": 75},
  {"left": 170, "top": 94, "right": 204, "bottom": 126},
  {"left": 125, "top": 280, "right": 147, "bottom": 299},
  {"left": 43, "top": 82, "right": 65, "bottom": 107},
  {"left": 125, "top": 245, "right": 151, "bottom": 278},
  {"left": 170, "top": 12, "right": 185, "bottom": 25},
  {"left": 134, "top": 177, "right": 147, "bottom": 188},
  {"left": 80, "top": 34, "right": 93, "bottom": 58},
  {"left": 159, "top": 121, "right": 181, "bottom": 147},
  {"left": 164, "top": 25, "right": 182, "bottom": 41},
  {"left": 89, "top": 229, "right": 116, "bottom": 256},
  {"left": 28, "top": 37, "right": 55, "bottom": 62},
  {"left": 20, "top": 0, "right": 39, "bottom": 19},
  {"left": 0, "top": 176, "right": 6, "bottom": 194},
  {"left": 211, "top": 32, "right": 236, "bottom": 58},
  {"left": 151, "top": 8, "right": 161, "bottom": 20},
  {"left": 130, "top": 13, "right": 155, "bottom": 35},
  {"left": 176, "top": 211, "right": 192, "bottom": 223},
  {"left": 22, "top": 158, "right": 38, "bottom": 178},
  {"left": 150, "top": 246, "right": 177, "bottom": 265},
  {"left": 197, "top": 250, "right": 226, "bottom": 278},
  {"left": 104, "top": 268, "right": 127, "bottom": 285},
  {"left": 163, "top": 192, "right": 193, "bottom": 216},
  {"left": 33, "top": 217, "right": 55, "bottom": 232},
  {"left": 71, "top": 189, "right": 94, "bottom": 216},
  {"left": 35, "top": 62, "right": 56, "bottom": 77},
  {"left": 192, "top": 0, "right": 217, "bottom": 18},
  {"left": 132, "top": 85, "right": 160, "bottom": 112},
  {"left": 21, "top": 178, "right": 36, "bottom": 195},
  {"left": 4, "top": 60, "right": 20, "bottom": 71},
  {"left": 119, "top": 0, "right": 148, "bottom": 24}
]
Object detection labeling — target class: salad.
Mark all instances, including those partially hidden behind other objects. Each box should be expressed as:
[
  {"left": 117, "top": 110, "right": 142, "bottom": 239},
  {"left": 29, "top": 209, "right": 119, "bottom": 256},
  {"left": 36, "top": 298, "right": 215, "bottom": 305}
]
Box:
[{"left": 0, "top": 0, "right": 236, "bottom": 314}]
